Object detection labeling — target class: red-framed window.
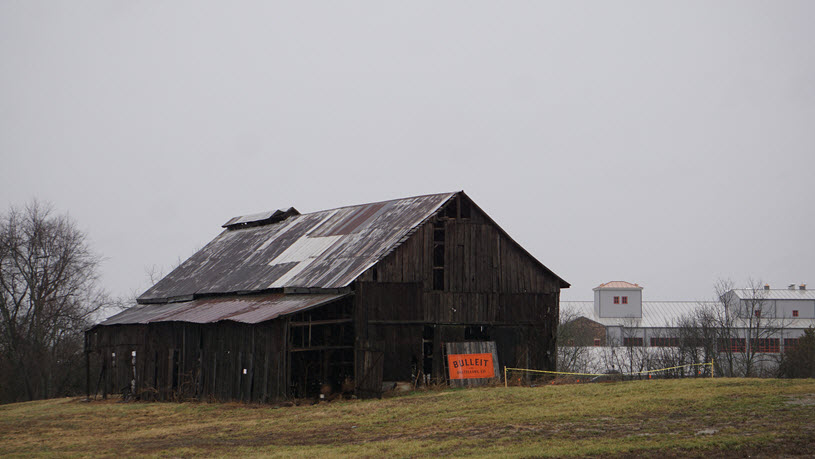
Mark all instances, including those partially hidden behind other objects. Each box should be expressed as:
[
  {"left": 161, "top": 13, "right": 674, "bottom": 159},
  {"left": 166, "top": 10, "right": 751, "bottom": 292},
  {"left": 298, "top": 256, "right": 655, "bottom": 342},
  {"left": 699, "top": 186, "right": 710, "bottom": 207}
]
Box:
[
  {"left": 613, "top": 296, "right": 620, "bottom": 304},
  {"left": 792, "top": 310, "right": 799, "bottom": 317},
  {"left": 751, "top": 338, "right": 780, "bottom": 353},
  {"left": 593, "top": 339, "right": 601, "bottom": 346},
  {"left": 784, "top": 338, "right": 799, "bottom": 352},
  {"left": 622, "top": 296, "right": 628, "bottom": 304},
  {"left": 650, "top": 337, "right": 680, "bottom": 347},
  {"left": 623, "top": 337, "right": 643, "bottom": 347},
  {"left": 754, "top": 309, "right": 761, "bottom": 317},
  {"left": 717, "top": 338, "right": 746, "bottom": 352}
]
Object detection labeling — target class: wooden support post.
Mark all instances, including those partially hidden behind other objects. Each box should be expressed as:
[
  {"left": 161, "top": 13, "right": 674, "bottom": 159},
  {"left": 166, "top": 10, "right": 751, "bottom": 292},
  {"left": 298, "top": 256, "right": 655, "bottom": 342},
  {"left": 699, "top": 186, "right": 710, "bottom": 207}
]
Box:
[
  {"left": 262, "top": 351, "right": 269, "bottom": 403},
  {"left": 197, "top": 348, "right": 203, "bottom": 398},
  {"left": 285, "top": 318, "right": 291, "bottom": 398},
  {"left": 84, "top": 334, "right": 90, "bottom": 400},
  {"left": 167, "top": 349, "right": 174, "bottom": 398},
  {"left": 236, "top": 351, "right": 243, "bottom": 401},
  {"left": 95, "top": 355, "right": 106, "bottom": 401},
  {"left": 181, "top": 326, "right": 186, "bottom": 398},
  {"left": 212, "top": 353, "right": 217, "bottom": 399},
  {"left": 176, "top": 349, "right": 183, "bottom": 398},
  {"left": 153, "top": 351, "right": 159, "bottom": 401},
  {"left": 101, "top": 355, "right": 108, "bottom": 400},
  {"left": 247, "top": 352, "right": 254, "bottom": 403}
]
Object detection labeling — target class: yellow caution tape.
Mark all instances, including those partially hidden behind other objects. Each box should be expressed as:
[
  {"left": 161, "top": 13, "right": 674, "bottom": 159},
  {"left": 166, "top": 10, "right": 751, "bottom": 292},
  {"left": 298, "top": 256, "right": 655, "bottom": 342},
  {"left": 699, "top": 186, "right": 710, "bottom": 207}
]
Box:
[{"left": 503, "top": 362, "right": 714, "bottom": 386}]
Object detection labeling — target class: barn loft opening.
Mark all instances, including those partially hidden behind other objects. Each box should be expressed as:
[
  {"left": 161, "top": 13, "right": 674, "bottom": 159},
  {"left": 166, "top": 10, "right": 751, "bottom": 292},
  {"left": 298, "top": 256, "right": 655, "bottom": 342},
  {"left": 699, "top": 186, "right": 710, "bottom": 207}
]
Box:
[
  {"left": 432, "top": 220, "right": 445, "bottom": 291},
  {"left": 444, "top": 197, "right": 457, "bottom": 218}
]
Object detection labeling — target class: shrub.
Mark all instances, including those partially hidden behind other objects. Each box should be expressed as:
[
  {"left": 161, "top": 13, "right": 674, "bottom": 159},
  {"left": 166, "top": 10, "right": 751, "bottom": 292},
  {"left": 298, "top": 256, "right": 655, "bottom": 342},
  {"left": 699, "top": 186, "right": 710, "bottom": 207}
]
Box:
[{"left": 778, "top": 327, "right": 815, "bottom": 378}]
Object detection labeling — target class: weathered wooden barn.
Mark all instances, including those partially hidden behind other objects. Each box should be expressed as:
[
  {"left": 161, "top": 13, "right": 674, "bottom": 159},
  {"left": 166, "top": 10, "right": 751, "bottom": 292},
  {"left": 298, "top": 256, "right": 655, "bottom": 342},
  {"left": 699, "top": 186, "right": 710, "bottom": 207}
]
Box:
[{"left": 86, "top": 191, "right": 568, "bottom": 401}]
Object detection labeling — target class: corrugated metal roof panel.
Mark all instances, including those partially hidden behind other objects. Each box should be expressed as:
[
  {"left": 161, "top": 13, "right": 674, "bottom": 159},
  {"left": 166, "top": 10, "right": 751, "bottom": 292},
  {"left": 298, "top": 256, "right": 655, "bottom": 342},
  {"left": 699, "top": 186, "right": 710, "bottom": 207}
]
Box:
[
  {"left": 731, "top": 288, "right": 815, "bottom": 301},
  {"left": 561, "top": 300, "right": 815, "bottom": 329},
  {"left": 100, "top": 293, "right": 349, "bottom": 325},
  {"left": 139, "top": 192, "right": 456, "bottom": 303},
  {"left": 640, "top": 302, "right": 707, "bottom": 328}
]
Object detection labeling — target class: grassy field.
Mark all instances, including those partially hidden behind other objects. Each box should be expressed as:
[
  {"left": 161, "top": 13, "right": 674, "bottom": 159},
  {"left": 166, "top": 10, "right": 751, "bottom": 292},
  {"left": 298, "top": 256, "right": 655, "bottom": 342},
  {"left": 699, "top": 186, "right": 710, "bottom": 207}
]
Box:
[{"left": 1, "top": 378, "right": 814, "bottom": 457}]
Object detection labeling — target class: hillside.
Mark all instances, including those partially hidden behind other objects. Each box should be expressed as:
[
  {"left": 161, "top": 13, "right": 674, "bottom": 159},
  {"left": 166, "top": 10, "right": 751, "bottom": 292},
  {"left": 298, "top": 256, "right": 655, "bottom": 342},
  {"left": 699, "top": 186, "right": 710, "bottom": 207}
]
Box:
[{"left": 1, "top": 378, "right": 814, "bottom": 457}]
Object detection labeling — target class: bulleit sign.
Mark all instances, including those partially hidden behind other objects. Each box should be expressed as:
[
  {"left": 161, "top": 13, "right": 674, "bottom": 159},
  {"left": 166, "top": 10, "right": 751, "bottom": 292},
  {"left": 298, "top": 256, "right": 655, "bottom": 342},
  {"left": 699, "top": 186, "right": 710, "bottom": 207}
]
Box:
[{"left": 447, "top": 353, "right": 495, "bottom": 380}]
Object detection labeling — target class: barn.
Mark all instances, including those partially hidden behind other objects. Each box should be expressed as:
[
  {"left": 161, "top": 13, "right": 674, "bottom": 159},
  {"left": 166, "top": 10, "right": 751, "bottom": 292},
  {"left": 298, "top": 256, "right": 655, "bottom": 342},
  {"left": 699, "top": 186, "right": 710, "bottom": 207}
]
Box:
[{"left": 85, "top": 191, "right": 569, "bottom": 401}]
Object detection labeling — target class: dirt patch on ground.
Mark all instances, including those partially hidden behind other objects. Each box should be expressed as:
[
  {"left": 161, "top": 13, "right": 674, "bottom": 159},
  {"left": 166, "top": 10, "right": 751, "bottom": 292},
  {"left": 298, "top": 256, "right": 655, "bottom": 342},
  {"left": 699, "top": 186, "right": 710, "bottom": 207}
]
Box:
[{"left": 784, "top": 393, "right": 815, "bottom": 406}]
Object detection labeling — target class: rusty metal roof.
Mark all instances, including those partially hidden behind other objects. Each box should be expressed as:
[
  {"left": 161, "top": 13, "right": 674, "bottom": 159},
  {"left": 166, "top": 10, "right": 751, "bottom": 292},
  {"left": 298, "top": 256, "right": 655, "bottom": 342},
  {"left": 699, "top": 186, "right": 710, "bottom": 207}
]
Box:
[
  {"left": 138, "top": 192, "right": 457, "bottom": 303},
  {"left": 100, "top": 293, "right": 349, "bottom": 325}
]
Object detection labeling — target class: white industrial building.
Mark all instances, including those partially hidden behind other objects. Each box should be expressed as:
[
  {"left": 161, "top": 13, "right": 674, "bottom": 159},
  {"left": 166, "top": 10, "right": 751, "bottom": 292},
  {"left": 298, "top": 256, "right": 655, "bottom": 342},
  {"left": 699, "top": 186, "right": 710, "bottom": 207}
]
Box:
[{"left": 559, "top": 281, "right": 815, "bottom": 375}]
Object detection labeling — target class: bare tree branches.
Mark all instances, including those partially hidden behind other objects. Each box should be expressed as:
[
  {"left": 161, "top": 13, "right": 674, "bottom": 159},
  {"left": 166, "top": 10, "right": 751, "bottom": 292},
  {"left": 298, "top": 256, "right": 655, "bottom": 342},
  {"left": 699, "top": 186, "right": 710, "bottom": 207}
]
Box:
[
  {"left": 712, "top": 278, "right": 788, "bottom": 377},
  {"left": 557, "top": 306, "right": 593, "bottom": 373},
  {"left": 0, "top": 200, "right": 111, "bottom": 403},
  {"left": 557, "top": 279, "right": 794, "bottom": 379}
]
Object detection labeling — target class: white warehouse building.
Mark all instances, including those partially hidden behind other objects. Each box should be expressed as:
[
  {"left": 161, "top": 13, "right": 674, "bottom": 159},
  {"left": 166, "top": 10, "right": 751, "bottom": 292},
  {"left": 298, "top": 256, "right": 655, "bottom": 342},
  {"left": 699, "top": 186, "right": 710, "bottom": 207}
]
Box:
[{"left": 561, "top": 281, "right": 815, "bottom": 359}]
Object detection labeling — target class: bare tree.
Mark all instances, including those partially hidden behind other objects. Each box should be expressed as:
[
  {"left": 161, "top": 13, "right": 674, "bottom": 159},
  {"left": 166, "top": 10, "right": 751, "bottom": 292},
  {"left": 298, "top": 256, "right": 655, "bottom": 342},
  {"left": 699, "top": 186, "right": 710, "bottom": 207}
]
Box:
[
  {"left": 676, "top": 305, "right": 718, "bottom": 376},
  {"left": 712, "top": 279, "right": 787, "bottom": 377},
  {"left": 598, "top": 320, "right": 650, "bottom": 378},
  {"left": 556, "top": 306, "right": 594, "bottom": 373},
  {"left": 0, "top": 201, "right": 110, "bottom": 403},
  {"left": 648, "top": 328, "right": 684, "bottom": 377}
]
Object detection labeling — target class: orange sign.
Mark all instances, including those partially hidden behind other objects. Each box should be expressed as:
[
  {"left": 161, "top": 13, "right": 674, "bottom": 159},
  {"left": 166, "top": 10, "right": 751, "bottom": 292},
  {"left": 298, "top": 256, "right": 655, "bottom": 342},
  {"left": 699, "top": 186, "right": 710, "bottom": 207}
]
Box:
[{"left": 447, "top": 353, "right": 495, "bottom": 380}]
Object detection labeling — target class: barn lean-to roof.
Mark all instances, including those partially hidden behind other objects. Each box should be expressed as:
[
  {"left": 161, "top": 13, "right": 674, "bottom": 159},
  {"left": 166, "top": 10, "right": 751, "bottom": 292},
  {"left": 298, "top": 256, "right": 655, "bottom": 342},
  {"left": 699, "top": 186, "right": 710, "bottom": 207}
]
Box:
[{"left": 101, "top": 293, "right": 351, "bottom": 325}]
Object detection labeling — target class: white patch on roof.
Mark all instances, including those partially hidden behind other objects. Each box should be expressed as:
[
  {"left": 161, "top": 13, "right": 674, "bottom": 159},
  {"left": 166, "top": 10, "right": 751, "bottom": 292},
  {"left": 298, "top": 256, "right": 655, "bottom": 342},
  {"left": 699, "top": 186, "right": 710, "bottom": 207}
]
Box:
[
  {"left": 267, "top": 234, "right": 343, "bottom": 288},
  {"left": 268, "top": 235, "right": 342, "bottom": 265},
  {"left": 269, "top": 260, "right": 312, "bottom": 288},
  {"left": 254, "top": 214, "right": 309, "bottom": 254}
]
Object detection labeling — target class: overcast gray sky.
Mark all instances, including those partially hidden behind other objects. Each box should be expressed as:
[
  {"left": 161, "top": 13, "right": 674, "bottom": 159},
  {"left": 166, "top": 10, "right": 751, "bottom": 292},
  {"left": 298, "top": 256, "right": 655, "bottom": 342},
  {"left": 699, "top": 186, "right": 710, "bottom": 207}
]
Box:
[{"left": 2, "top": 1, "right": 813, "bottom": 303}]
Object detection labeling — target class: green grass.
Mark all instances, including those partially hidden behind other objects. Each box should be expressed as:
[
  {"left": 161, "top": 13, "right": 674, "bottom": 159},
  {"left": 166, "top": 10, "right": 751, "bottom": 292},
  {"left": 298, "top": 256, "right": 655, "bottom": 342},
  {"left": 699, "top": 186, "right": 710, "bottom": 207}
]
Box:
[{"left": 1, "top": 378, "right": 814, "bottom": 457}]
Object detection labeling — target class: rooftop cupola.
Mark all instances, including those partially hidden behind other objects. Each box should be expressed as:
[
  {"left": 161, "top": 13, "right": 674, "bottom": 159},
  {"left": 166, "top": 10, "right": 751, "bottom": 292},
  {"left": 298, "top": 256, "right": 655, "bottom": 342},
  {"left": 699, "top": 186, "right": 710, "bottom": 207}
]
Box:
[
  {"left": 222, "top": 207, "right": 300, "bottom": 230},
  {"left": 593, "top": 281, "right": 644, "bottom": 318}
]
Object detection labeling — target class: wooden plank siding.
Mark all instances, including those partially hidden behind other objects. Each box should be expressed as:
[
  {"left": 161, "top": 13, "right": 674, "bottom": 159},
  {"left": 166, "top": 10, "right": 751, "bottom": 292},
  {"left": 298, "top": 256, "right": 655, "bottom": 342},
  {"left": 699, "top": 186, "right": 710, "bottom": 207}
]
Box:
[
  {"left": 86, "top": 320, "right": 287, "bottom": 402},
  {"left": 354, "top": 195, "right": 561, "bottom": 383},
  {"left": 359, "top": 215, "right": 559, "bottom": 298}
]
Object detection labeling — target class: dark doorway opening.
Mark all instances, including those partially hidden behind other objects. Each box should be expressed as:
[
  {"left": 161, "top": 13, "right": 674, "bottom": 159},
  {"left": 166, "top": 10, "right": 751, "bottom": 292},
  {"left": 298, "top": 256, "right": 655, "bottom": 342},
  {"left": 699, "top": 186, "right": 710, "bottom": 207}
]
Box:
[{"left": 288, "top": 298, "right": 354, "bottom": 398}]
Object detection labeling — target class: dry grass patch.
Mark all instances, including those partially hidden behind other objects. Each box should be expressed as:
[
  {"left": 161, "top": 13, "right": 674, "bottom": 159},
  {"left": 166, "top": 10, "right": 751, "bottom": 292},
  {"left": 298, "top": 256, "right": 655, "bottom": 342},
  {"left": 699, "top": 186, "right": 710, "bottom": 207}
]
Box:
[{"left": 1, "top": 378, "right": 814, "bottom": 457}]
